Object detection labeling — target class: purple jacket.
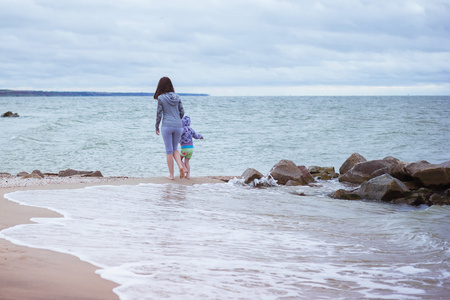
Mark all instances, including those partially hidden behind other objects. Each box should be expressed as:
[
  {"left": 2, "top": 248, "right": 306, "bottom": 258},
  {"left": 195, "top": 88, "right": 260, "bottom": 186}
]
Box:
[{"left": 180, "top": 116, "right": 203, "bottom": 147}]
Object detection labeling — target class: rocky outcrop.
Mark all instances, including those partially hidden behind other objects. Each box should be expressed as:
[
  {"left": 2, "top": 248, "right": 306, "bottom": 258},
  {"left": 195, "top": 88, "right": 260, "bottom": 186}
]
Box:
[
  {"left": 339, "top": 156, "right": 408, "bottom": 184},
  {"left": 58, "top": 168, "right": 103, "bottom": 177},
  {"left": 308, "top": 166, "right": 339, "bottom": 180},
  {"left": 241, "top": 168, "right": 264, "bottom": 185},
  {"left": 1, "top": 111, "right": 19, "bottom": 117},
  {"left": 11, "top": 168, "right": 104, "bottom": 179},
  {"left": 405, "top": 160, "right": 450, "bottom": 188},
  {"left": 339, "top": 152, "right": 366, "bottom": 175},
  {"left": 269, "top": 160, "right": 315, "bottom": 185},
  {"left": 331, "top": 154, "right": 450, "bottom": 206},
  {"left": 357, "top": 174, "right": 410, "bottom": 201}
]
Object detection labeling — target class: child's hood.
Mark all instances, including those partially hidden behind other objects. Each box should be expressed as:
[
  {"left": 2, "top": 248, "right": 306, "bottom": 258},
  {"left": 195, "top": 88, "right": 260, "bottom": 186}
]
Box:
[
  {"left": 160, "top": 92, "right": 180, "bottom": 106},
  {"left": 182, "top": 115, "right": 191, "bottom": 127}
]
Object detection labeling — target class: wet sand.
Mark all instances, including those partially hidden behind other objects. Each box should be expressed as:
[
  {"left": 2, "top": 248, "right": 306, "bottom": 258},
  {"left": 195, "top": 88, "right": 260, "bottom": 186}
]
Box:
[{"left": 0, "top": 176, "right": 228, "bottom": 299}]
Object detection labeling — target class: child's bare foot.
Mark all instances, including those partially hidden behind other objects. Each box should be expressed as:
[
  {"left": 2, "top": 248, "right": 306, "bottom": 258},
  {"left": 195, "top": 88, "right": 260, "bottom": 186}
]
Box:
[
  {"left": 185, "top": 176, "right": 191, "bottom": 179},
  {"left": 179, "top": 168, "right": 185, "bottom": 179}
]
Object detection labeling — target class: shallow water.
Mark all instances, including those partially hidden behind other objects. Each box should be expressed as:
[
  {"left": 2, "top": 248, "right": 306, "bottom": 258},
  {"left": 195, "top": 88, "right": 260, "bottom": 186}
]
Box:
[
  {"left": 3, "top": 181, "right": 450, "bottom": 299},
  {"left": 1, "top": 96, "right": 449, "bottom": 177}
]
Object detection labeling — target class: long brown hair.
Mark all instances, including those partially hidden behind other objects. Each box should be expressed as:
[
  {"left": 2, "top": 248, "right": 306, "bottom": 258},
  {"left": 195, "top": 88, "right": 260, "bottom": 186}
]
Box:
[{"left": 154, "top": 77, "right": 175, "bottom": 99}]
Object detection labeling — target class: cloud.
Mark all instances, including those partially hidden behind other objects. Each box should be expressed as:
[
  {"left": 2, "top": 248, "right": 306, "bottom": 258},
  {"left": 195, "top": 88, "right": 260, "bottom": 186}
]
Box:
[{"left": 0, "top": 0, "right": 449, "bottom": 95}]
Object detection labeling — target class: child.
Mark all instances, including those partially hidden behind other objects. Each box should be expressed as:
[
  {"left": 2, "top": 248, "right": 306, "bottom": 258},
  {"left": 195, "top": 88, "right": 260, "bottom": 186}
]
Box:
[{"left": 179, "top": 115, "right": 203, "bottom": 179}]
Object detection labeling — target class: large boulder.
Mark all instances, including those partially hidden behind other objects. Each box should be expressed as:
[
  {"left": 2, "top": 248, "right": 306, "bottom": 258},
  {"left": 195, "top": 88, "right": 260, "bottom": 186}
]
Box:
[
  {"left": 241, "top": 168, "right": 264, "bottom": 185},
  {"left": 339, "top": 153, "right": 366, "bottom": 175},
  {"left": 405, "top": 160, "right": 450, "bottom": 188},
  {"left": 339, "top": 157, "right": 407, "bottom": 184},
  {"left": 269, "top": 160, "right": 314, "bottom": 185},
  {"left": 357, "top": 174, "right": 410, "bottom": 201}
]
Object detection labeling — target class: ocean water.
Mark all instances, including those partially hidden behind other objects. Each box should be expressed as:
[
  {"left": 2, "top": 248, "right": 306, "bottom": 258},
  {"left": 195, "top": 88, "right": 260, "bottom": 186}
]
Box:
[
  {"left": 1, "top": 96, "right": 449, "bottom": 176},
  {"left": 1, "top": 96, "right": 450, "bottom": 299}
]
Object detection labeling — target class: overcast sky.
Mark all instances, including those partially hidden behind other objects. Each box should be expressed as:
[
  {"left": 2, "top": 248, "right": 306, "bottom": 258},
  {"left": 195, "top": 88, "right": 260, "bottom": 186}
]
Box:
[{"left": 1, "top": 0, "right": 449, "bottom": 96}]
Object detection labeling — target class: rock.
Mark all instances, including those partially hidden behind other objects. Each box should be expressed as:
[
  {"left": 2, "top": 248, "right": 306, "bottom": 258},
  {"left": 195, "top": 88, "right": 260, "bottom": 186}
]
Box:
[
  {"left": 339, "top": 157, "right": 407, "bottom": 184},
  {"left": 2, "top": 111, "right": 19, "bottom": 117},
  {"left": 58, "top": 168, "right": 93, "bottom": 177},
  {"left": 308, "top": 166, "right": 339, "bottom": 180},
  {"left": 357, "top": 174, "right": 410, "bottom": 201},
  {"left": 43, "top": 173, "right": 59, "bottom": 176},
  {"left": 339, "top": 153, "right": 366, "bottom": 175},
  {"left": 382, "top": 156, "right": 409, "bottom": 181},
  {"left": 209, "top": 176, "right": 237, "bottom": 182},
  {"left": 269, "top": 160, "right": 314, "bottom": 185},
  {"left": 328, "top": 189, "right": 361, "bottom": 200},
  {"left": 0, "top": 172, "right": 12, "bottom": 178},
  {"left": 31, "top": 169, "right": 44, "bottom": 178},
  {"left": 285, "top": 180, "right": 303, "bottom": 186},
  {"left": 241, "top": 168, "right": 264, "bottom": 185},
  {"left": 405, "top": 160, "right": 450, "bottom": 188},
  {"left": 17, "top": 171, "right": 29, "bottom": 177},
  {"left": 22, "top": 173, "right": 43, "bottom": 179},
  {"left": 83, "top": 170, "right": 103, "bottom": 177},
  {"left": 427, "top": 193, "right": 450, "bottom": 205}
]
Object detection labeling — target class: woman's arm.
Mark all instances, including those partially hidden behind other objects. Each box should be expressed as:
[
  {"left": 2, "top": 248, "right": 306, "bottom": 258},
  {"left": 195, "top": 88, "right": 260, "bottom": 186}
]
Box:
[{"left": 155, "top": 99, "right": 163, "bottom": 133}]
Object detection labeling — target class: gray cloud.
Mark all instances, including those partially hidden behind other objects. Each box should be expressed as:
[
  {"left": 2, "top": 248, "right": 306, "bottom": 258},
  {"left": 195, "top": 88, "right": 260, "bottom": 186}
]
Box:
[{"left": 0, "top": 0, "right": 449, "bottom": 95}]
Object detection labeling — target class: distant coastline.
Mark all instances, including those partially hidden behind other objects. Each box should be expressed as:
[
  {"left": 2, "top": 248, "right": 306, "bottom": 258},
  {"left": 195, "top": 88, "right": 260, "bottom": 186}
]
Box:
[{"left": 0, "top": 89, "right": 209, "bottom": 97}]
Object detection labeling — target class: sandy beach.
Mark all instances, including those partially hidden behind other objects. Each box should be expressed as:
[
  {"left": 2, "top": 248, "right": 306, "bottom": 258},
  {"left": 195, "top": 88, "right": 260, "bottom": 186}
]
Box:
[{"left": 0, "top": 175, "right": 228, "bottom": 300}]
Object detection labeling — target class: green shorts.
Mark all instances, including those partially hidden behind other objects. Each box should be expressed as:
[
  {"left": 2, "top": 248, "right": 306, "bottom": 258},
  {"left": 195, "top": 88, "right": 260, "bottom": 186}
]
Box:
[{"left": 180, "top": 148, "right": 193, "bottom": 159}]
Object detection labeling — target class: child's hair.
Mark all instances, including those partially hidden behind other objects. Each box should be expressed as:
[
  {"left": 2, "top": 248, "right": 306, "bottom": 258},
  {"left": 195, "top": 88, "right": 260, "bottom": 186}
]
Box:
[{"left": 154, "top": 77, "right": 175, "bottom": 99}]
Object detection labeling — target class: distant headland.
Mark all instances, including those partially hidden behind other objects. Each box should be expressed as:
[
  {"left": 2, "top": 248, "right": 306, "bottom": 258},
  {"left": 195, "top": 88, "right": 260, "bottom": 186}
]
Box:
[{"left": 0, "top": 89, "right": 209, "bottom": 97}]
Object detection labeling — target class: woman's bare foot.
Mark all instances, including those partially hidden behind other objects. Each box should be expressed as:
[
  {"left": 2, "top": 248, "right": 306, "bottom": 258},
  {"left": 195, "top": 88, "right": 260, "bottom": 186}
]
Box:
[{"left": 166, "top": 176, "right": 174, "bottom": 180}]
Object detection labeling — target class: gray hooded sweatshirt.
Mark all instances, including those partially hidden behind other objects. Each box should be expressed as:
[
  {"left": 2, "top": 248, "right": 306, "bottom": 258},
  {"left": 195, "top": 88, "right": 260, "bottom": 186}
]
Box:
[{"left": 155, "top": 92, "right": 184, "bottom": 131}]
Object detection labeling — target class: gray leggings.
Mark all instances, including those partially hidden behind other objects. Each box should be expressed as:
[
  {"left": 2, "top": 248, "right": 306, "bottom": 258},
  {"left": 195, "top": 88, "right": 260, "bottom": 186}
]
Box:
[{"left": 161, "top": 126, "right": 183, "bottom": 154}]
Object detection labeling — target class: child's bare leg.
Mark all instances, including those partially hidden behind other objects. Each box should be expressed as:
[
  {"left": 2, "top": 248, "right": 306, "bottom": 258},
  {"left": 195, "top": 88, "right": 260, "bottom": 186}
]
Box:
[{"left": 185, "top": 158, "right": 191, "bottom": 179}]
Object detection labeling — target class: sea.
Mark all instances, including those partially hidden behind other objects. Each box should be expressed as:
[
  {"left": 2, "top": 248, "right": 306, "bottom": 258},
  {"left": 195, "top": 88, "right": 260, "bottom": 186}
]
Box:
[{"left": 1, "top": 95, "right": 449, "bottom": 299}]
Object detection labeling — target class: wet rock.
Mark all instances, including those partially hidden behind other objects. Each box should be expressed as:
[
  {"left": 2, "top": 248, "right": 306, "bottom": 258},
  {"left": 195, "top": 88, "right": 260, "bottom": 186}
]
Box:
[
  {"left": 445, "top": 188, "right": 450, "bottom": 197},
  {"left": 383, "top": 156, "right": 409, "bottom": 181},
  {"left": 339, "top": 153, "right": 366, "bottom": 175},
  {"left": 209, "top": 176, "right": 236, "bottom": 183},
  {"left": 241, "top": 168, "right": 264, "bottom": 184},
  {"left": 357, "top": 174, "right": 410, "bottom": 201},
  {"left": 328, "top": 189, "right": 361, "bottom": 200},
  {"left": 339, "top": 157, "right": 407, "bottom": 184},
  {"left": 269, "top": 160, "right": 314, "bottom": 185},
  {"left": 427, "top": 193, "right": 450, "bottom": 206},
  {"left": 2, "top": 111, "right": 19, "bottom": 117},
  {"left": 308, "top": 166, "right": 339, "bottom": 180},
  {"left": 405, "top": 160, "right": 450, "bottom": 188},
  {"left": 0, "top": 172, "right": 12, "bottom": 178},
  {"left": 17, "top": 171, "right": 29, "bottom": 177}
]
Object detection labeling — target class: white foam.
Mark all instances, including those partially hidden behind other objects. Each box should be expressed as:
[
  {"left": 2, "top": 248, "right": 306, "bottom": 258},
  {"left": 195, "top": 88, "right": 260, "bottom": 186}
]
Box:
[{"left": 2, "top": 183, "right": 450, "bottom": 299}]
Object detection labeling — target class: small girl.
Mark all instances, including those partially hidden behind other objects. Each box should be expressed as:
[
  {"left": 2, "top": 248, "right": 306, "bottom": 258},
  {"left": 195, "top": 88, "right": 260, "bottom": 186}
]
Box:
[{"left": 180, "top": 115, "right": 203, "bottom": 179}]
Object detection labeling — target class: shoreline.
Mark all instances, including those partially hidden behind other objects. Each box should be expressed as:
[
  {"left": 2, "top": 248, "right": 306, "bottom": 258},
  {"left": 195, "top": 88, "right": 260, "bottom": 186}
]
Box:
[{"left": 0, "top": 176, "right": 229, "bottom": 300}]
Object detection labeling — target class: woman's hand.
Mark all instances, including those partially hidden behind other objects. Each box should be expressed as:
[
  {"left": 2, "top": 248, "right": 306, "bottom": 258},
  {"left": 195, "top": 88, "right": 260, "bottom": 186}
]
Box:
[{"left": 156, "top": 130, "right": 160, "bottom": 135}]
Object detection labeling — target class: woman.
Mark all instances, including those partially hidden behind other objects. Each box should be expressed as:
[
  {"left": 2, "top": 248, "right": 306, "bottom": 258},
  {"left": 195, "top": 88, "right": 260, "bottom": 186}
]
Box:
[{"left": 154, "top": 77, "right": 185, "bottom": 179}]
